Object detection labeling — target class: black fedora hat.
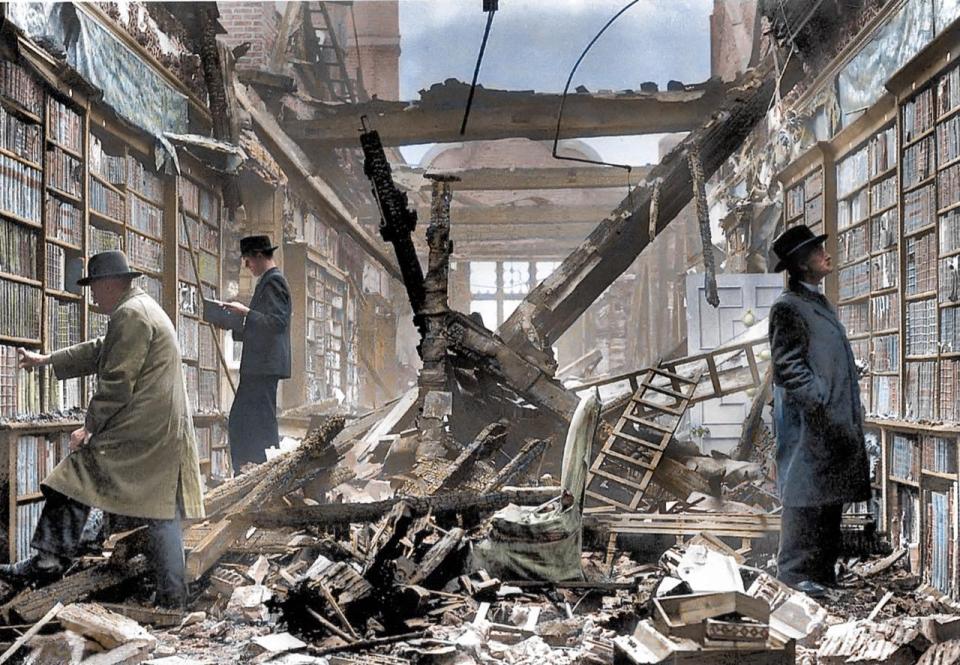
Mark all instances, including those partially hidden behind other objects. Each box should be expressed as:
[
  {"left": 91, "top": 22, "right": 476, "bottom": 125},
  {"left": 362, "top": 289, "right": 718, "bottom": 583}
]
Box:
[
  {"left": 240, "top": 235, "right": 278, "bottom": 256},
  {"left": 76, "top": 251, "right": 143, "bottom": 286},
  {"left": 771, "top": 224, "right": 828, "bottom": 272}
]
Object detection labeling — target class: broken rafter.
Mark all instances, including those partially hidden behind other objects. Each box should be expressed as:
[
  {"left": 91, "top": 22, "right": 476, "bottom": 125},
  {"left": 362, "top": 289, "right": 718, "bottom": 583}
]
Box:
[
  {"left": 393, "top": 165, "right": 650, "bottom": 191},
  {"left": 285, "top": 78, "right": 731, "bottom": 147}
]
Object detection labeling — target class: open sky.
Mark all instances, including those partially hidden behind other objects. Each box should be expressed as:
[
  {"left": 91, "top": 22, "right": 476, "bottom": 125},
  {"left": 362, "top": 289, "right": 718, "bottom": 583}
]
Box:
[{"left": 396, "top": 0, "right": 713, "bottom": 165}]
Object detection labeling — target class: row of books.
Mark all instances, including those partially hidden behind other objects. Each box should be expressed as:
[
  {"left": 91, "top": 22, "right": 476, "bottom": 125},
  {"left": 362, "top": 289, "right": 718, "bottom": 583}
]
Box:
[
  {"left": 128, "top": 195, "right": 163, "bottom": 238},
  {"left": 179, "top": 315, "right": 199, "bottom": 361},
  {"left": 873, "top": 249, "right": 899, "bottom": 290},
  {"left": 941, "top": 306, "right": 960, "bottom": 353},
  {"left": 805, "top": 195, "right": 822, "bottom": 225},
  {"left": 869, "top": 126, "right": 897, "bottom": 177},
  {"left": 923, "top": 436, "right": 957, "bottom": 474},
  {"left": 45, "top": 243, "right": 80, "bottom": 292},
  {"left": 871, "top": 374, "right": 900, "bottom": 418},
  {"left": 46, "top": 147, "right": 82, "bottom": 198},
  {"left": 126, "top": 231, "right": 162, "bottom": 273},
  {"left": 0, "top": 218, "right": 37, "bottom": 279},
  {"left": 198, "top": 369, "right": 218, "bottom": 412},
  {"left": 786, "top": 184, "right": 804, "bottom": 219},
  {"left": 839, "top": 301, "right": 869, "bottom": 335},
  {"left": 178, "top": 247, "right": 198, "bottom": 283},
  {"left": 199, "top": 252, "right": 218, "bottom": 285},
  {"left": 850, "top": 338, "right": 869, "bottom": 366},
  {"left": 904, "top": 87, "right": 935, "bottom": 144},
  {"left": 45, "top": 369, "right": 82, "bottom": 412},
  {"left": 178, "top": 217, "right": 220, "bottom": 255},
  {"left": 200, "top": 326, "right": 217, "bottom": 369},
  {"left": 0, "top": 345, "right": 41, "bottom": 418},
  {"left": 872, "top": 176, "right": 897, "bottom": 212},
  {"left": 89, "top": 134, "right": 125, "bottom": 185},
  {"left": 891, "top": 434, "right": 920, "bottom": 481},
  {"left": 127, "top": 156, "right": 163, "bottom": 203},
  {"left": 90, "top": 226, "right": 122, "bottom": 255},
  {"left": 0, "top": 154, "right": 42, "bottom": 223},
  {"left": 838, "top": 188, "right": 869, "bottom": 230},
  {"left": 16, "top": 432, "right": 68, "bottom": 497},
  {"left": 872, "top": 334, "right": 899, "bottom": 372},
  {"left": 0, "top": 62, "right": 43, "bottom": 117},
  {"left": 939, "top": 65, "right": 960, "bottom": 118},
  {"left": 941, "top": 209, "right": 960, "bottom": 255},
  {"left": 924, "top": 489, "right": 954, "bottom": 595},
  {"left": 47, "top": 199, "right": 82, "bottom": 248},
  {"left": 904, "top": 184, "right": 936, "bottom": 234},
  {"left": 938, "top": 115, "right": 960, "bottom": 166},
  {"left": 907, "top": 298, "right": 938, "bottom": 356},
  {"left": 45, "top": 296, "right": 81, "bottom": 352},
  {"left": 15, "top": 500, "right": 42, "bottom": 562},
  {"left": 211, "top": 447, "right": 231, "bottom": 479},
  {"left": 904, "top": 136, "right": 936, "bottom": 189},
  {"left": 872, "top": 210, "right": 898, "bottom": 252},
  {"left": 942, "top": 359, "right": 960, "bottom": 422},
  {"left": 0, "top": 106, "right": 42, "bottom": 164},
  {"left": 939, "top": 257, "right": 960, "bottom": 304},
  {"left": 0, "top": 280, "right": 41, "bottom": 340},
  {"left": 906, "top": 232, "right": 938, "bottom": 296},
  {"left": 199, "top": 188, "right": 219, "bottom": 224},
  {"left": 940, "top": 163, "right": 960, "bottom": 211},
  {"left": 837, "top": 145, "right": 869, "bottom": 199},
  {"left": 90, "top": 178, "right": 124, "bottom": 221},
  {"left": 906, "top": 359, "right": 938, "bottom": 420},
  {"left": 178, "top": 281, "right": 199, "bottom": 316},
  {"left": 839, "top": 225, "right": 869, "bottom": 265},
  {"left": 88, "top": 311, "right": 109, "bottom": 339},
  {"left": 178, "top": 176, "right": 199, "bottom": 216},
  {"left": 872, "top": 293, "right": 900, "bottom": 330},
  {"left": 46, "top": 97, "right": 82, "bottom": 155},
  {"left": 183, "top": 362, "right": 199, "bottom": 410}
]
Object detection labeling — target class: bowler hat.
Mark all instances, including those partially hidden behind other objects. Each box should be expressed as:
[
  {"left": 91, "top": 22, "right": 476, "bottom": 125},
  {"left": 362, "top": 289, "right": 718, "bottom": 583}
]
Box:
[
  {"left": 76, "top": 251, "right": 143, "bottom": 286},
  {"left": 240, "top": 235, "right": 278, "bottom": 256},
  {"left": 771, "top": 224, "right": 828, "bottom": 272}
]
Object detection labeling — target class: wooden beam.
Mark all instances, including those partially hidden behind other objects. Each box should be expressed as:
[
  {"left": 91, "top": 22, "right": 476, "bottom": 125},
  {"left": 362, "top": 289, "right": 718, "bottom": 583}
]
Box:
[
  {"left": 447, "top": 223, "right": 595, "bottom": 243},
  {"left": 284, "top": 78, "right": 731, "bottom": 147},
  {"left": 393, "top": 165, "right": 651, "bottom": 191},
  {"left": 432, "top": 204, "right": 618, "bottom": 226}
]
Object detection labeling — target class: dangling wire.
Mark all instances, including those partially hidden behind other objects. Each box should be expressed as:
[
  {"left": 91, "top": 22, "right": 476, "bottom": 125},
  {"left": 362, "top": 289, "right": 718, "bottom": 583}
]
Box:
[
  {"left": 460, "top": 1, "right": 499, "bottom": 135},
  {"left": 552, "top": 0, "right": 642, "bottom": 174}
]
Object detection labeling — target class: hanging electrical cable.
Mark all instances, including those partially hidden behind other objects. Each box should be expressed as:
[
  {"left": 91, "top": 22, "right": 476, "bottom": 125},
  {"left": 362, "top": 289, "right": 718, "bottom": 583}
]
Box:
[
  {"left": 552, "top": 0, "right": 641, "bottom": 175},
  {"left": 460, "top": 0, "right": 499, "bottom": 136}
]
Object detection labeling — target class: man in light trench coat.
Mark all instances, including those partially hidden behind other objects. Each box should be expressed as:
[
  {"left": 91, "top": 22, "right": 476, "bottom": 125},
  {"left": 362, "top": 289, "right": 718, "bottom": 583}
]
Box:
[
  {"left": 2, "top": 251, "right": 205, "bottom": 607},
  {"left": 768, "top": 225, "right": 871, "bottom": 599}
]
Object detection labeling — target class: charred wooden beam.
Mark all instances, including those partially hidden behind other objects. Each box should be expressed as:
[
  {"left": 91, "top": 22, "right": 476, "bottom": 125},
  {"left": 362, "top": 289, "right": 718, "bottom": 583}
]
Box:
[
  {"left": 236, "top": 487, "right": 564, "bottom": 529},
  {"left": 393, "top": 165, "right": 650, "bottom": 191},
  {"left": 481, "top": 437, "right": 550, "bottom": 492}
]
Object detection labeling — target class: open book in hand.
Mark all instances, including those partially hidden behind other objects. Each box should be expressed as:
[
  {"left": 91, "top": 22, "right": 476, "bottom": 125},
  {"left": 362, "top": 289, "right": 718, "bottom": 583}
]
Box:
[{"left": 202, "top": 298, "right": 245, "bottom": 330}]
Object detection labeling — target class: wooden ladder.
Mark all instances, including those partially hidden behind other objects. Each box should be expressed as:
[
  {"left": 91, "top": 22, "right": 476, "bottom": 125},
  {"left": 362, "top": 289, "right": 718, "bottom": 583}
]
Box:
[
  {"left": 305, "top": 2, "right": 360, "bottom": 103},
  {"left": 585, "top": 366, "right": 702, "bottom": 511}
]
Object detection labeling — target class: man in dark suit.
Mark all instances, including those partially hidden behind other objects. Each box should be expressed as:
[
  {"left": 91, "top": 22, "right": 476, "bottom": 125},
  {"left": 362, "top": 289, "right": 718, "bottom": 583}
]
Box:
[
  {"left": 768, "top": 225, "right": 871, "bottom": 598},
  {"left": 222, "top": 235, "right": 292, "bottom": 471}
]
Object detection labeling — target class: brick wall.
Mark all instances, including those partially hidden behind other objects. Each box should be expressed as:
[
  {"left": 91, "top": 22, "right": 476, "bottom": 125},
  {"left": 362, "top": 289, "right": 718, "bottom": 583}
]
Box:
[{"left": 216, "top": 2, "right": 280, "bottom": 70}]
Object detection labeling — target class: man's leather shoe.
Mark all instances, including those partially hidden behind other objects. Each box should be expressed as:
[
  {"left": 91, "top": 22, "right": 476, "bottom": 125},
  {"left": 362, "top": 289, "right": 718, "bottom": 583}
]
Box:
[
  {"left": 787, "top": 579, "right": 829, "bottom": 598},
  {"left": 0, "top": 554, "right": 65, "bottom": 587}
]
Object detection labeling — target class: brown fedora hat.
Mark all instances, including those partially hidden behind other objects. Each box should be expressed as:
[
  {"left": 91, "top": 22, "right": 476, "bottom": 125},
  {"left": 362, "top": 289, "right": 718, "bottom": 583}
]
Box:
[{"left": 76, "top": 251, "right": 143, "bottom": 286}]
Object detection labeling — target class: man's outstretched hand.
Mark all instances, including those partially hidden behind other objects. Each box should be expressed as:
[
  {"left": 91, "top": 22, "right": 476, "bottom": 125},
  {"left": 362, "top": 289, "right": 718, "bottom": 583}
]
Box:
[
  {"left": 69, "top": 427, "right": 90, "bottom": 452},
  {"left": 17, "top": 347, "right": 49, "bottom": 371}
]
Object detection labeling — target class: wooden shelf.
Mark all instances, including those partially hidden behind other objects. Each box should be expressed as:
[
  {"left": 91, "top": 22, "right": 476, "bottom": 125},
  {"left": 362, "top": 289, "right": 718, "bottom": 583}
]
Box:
[
  {"left": 0, "top": 146, "right": 42, "bottom": 171},
  {"left": 0, "top": 419, "right": 82, "bottom": 432},
  {"left": 939, "top": 103, "right": 960, "bottom": 124},
  {"left": 126, "top": 187, "right": 163, "bottom": 208},
  {"left": 871, "top": 165, "right": 898, "bottom": 184},
  {"left": 905, "top": 223, "right": 937, "bottom": 239},
  {"left": 903, "top": 174, "right": 936, "bottom": 194},
  {"left": 889, "top": 476, "right": 921, "bottom": 488},
  {"left": 872, "top": 370, "right": 900, "bottom": 376},
  {"left": 0, "top": 271, "right": 41, "bottom": 288},
  {"left": 848, "top": 332, "right": 870, "bottom": 341},
  {"left": 90, "top": 172, "right": 124, "bottom": 196},
  {"left": 838, "top": 180, "right": 870, "bottom": 200},
  {"left": 46, "top": 138, "right": 83, "bottom": 161},
  {"left": 45, "top": 236, "right": 82, "bottom": 252},
  {"left": 905, "top": 290, "right": 938, "bottom": 302},
  {"left": 130, "top": 265, "right": 162, "bottom": 278},
  {"left": 873, "top": 328, "right": 900, "bottom": 336},
  {"left": 46, "top": 185, "right": 83, "bottom": 206},
  {"left": 922, "top": 469, "right": 958, "bottom": 482},
  {"left": 939, "top": 200, "right": 960, "bottom": 216},
  {"left": 15, "top": 492, "right": 44, "bottom": 503},
  {"left": 906, "top": 353, "right": 939, "bottom": 360},
  {"left": 838, "top": 293, "right": 870, "bottom": 306},
  {"left": 0, "top": 333, "right": 41, "bottom": 346},
  {"left": 126, "top": 226, "right": 162, "bottom": 243},
  {"left": 0, "top": 96, "right": 42, "bottom": 124},
  {"left": 0, "top": 209, "right": 42, "bottom": 231},
  {"left": 939, "top": 300, "right": 960, "bottom": 309},
  {"left": 89, "top": 209, "right": 125, "bottom": 232},
  {"left": 903, "top": 125, "right": 936, "bottom": 150},
  {"left": 871, "top": 202, "right": 898, "bottom": 217},
  {"left": 871, "top": 285, "right": 899, "bottom": 296},
  {"left": 45, "top": 288, "right": 81, "bottom": 301}
]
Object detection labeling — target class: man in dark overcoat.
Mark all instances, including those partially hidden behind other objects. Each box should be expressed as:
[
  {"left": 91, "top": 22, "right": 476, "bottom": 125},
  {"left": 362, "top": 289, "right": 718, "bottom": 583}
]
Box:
[
  {"left": 221, "top": 235, "right": 292, "bottom": 471},
  {"left": 768, "top": 225, "right": 871, "bottom": 598}
]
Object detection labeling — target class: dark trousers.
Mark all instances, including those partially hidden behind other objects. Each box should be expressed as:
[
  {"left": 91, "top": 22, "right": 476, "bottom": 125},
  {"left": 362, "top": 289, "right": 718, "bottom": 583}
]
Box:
[
  {"left": 777, "top": 503, "right": 843, "bottom": 586},
  {"left": 229, "top": 374, "right": 280, "bottom": 471},
  {"left": 31, "top": 488, "right": 185, "bottom": 603}
]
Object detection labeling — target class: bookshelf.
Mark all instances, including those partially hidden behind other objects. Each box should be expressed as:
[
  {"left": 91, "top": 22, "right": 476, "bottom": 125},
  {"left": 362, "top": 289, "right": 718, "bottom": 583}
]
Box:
[{"left": 284, "top": 241, "right": 354, "bottom": 409}]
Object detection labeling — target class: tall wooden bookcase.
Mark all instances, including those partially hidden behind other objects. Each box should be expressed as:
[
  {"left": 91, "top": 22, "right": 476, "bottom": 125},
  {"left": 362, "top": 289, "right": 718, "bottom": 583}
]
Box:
[{"left": 0, "top": 54, "right": 231, "bottom": 562}]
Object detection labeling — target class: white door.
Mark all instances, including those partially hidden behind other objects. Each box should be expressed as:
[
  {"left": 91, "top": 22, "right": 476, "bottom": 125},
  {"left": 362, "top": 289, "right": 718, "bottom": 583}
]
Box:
[{"left": 685, "top": 273, "right": 783, "bottom": 455}]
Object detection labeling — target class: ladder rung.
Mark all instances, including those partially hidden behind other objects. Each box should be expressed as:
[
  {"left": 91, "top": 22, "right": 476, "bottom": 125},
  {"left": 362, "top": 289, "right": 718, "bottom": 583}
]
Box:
[
  {"left": 590, "top": 467, "right": 648, "bottom": 492},
  {"left": 650, "top": 367, "right": 699, "bottom": 384},
  {"left": 610, "top": 428, "right": 663, "bottom": 449},
  {"left": 584, "top": 490, "right": 631, "bottom": 511},
  {"left": 621, "top": 413, "right": 674, "bottom": 433},
  {"left": 599, "top": 448, "right": 658, "bottom": 471},
  {"left": 641, "top": 382, "right": 688, "bottom": 400},
  {"left": 635, "top": 398, "right": 684, "bottom": 416}
]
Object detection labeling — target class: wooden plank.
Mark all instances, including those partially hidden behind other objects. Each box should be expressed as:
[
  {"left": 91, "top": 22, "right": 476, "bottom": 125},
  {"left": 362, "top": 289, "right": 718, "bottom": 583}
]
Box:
[
  {"left": 393, "top": 164, "right": 651, "bottom": 191},
  {"left": 0, "top": 601, "right": 62, "bottom": 665}
]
